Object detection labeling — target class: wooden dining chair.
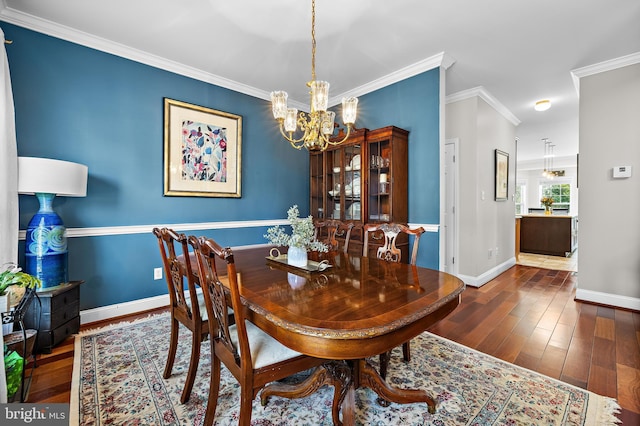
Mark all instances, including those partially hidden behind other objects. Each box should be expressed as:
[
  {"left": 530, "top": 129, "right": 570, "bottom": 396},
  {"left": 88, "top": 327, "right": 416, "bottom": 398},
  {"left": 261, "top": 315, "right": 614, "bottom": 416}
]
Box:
[
  {"left": 189, "top": 236, "right": 332, "bottom": 426},
  {"left": 314, "top": 219, "right": 355, "bottom": 254},
  {"left": 152, "top": 227, "right": 209, "bottom": 404},
  {"left": 363, "top": 222, "right": 426, "bottom": 379}
]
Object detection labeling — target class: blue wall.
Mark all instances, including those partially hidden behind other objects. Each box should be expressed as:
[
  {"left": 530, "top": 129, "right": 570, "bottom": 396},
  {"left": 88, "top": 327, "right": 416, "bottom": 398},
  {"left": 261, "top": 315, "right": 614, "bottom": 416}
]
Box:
[
  {"left": 2, "top": 22, "right": 441, "bottom": 310},
  {"left": 357, "top": 72, "right": 441, "bottom": 268}
]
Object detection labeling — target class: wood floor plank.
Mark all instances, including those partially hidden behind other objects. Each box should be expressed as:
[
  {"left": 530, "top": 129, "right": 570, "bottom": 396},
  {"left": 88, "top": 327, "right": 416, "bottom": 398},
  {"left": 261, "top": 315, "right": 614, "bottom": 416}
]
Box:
[
  {"left": 616, "top": 363, "right": 640, "bottom": 414},
  {"left": 595, "top": 316, "right": 616, "bottom": 341},
  {"left": 538, "top": 344, "right": 567, "bottom": 379},
  {"left": 562, "top": 336, "right": 592, "bottom": 384},
  {"left": 520, "top": 327, "right": 552, "bottom": 360},
  {"left": 476, "top": 314, "right": 520, "bottom": 354},
  {"left": 615, "top": 310, "right": 640, "bottom": 369},
  {"left": 548, "top": 322, "right": 575, "bottom": 350},
  {"left": 494, "top": 333, "right": 527, "bottom": 363}
]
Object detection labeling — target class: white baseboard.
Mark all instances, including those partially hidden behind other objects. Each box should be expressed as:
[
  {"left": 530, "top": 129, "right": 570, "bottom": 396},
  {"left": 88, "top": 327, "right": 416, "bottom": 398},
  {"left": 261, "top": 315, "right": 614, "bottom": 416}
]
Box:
[
  {"left": 80, "top": 294, "right": 171, "bottom": 325},
  {"left": 79, "top": 244, "right": 266, "bottom": 325},
  {"left": 457, "top": 257, "right": 517, "bottom": 288},
  {"left": 575, "top": 289, "right": 640, "bottom": 311}
]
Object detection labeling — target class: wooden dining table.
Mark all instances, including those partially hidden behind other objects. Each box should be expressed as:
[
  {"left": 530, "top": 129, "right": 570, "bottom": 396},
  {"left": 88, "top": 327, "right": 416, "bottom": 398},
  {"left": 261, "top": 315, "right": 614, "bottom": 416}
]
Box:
[{"left": 212, "top": 246, "right": 465, "bottom": 425}]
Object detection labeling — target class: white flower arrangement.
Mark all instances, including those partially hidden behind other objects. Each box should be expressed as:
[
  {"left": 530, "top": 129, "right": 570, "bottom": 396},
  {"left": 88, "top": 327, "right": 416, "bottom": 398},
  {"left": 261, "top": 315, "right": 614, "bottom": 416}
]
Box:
[{"left": 264, "top": 205, "right": 328, "bottom": 252}]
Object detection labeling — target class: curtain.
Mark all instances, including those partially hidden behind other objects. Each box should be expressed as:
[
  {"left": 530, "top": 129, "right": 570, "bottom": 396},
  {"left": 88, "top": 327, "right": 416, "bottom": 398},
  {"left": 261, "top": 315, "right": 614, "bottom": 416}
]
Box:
[{"left": 0, "top": 28, "right": 19, "bottom": 404}]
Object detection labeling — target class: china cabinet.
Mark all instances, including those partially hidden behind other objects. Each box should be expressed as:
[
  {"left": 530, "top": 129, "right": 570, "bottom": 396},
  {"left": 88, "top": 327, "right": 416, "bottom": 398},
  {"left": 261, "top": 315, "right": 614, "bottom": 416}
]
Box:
[{"left": 310, "top": 125, "right": 408, "bottom": 256}]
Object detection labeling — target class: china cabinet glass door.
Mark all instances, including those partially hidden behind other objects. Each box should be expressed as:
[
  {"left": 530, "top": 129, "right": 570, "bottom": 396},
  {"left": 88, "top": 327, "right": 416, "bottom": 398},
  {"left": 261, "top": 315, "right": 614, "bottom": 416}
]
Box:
[
  {"left": 326, "top": 144, "right": 361, "bottom": 221},
  {"left": 368, "top": 138, "right": 391, "bottom": 222}
]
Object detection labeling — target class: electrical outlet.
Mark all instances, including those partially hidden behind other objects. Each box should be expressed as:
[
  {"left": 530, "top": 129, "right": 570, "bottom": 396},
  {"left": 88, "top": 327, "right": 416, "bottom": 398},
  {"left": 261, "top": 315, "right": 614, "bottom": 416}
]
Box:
[
  {"left": 154, "top": 267, "right": 162, "bottom": 280},
  {"left": 495, "top": 247, "right": 499, "bottom": 256},
  {"left": 488, "top": 249, "right": 492, "bottom": 259}
]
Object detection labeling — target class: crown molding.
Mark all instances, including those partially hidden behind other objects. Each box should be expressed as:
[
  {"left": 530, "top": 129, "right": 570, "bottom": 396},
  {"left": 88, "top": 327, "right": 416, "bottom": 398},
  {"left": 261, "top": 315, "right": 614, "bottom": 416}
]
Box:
[
  {"left": 570, "top": 51, "right": 640, "bottom": 95},
  {"left": 445, "top": 86, "right": 521, "bottom": 126},
  {"left": 1, "top": 5, "right": 456, "bottom": 111},
  {"left": 0, "top": 4, "right": 271, "bottom": 101},
  {"left": 330, "top": 52, "right": 456, "bottom": 106}
]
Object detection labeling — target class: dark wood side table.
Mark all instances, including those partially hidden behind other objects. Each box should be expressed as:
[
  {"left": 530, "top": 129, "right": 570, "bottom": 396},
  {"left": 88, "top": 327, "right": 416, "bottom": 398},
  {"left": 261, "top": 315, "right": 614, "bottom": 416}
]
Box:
[{"left": 23, "top": 280, "right": 83, "bottom": 353}]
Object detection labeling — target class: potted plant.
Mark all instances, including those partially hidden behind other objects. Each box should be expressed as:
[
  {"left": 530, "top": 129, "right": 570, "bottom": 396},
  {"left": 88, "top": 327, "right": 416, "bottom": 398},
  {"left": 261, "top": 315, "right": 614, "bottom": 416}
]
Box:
[
  {"left": 0, "top": 262, "right": 41, "bottom": 318},
  {"left": 264, "top": 205, "right": 328, "bottom": 267}
]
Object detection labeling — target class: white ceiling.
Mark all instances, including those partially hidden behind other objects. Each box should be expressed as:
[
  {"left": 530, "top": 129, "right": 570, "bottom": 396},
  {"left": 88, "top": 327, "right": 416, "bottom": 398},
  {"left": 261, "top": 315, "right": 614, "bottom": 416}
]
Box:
[{"left": 2, "top": 0, "right": 639, "bottom": 164}]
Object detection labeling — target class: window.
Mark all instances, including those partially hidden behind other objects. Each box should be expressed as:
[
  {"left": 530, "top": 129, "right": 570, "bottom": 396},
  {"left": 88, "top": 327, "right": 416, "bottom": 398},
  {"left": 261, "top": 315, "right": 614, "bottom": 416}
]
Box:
[
  {"left": 515, "top": 183, "right": 526, "bottom": 215},
  {"left": 540, "top": 182, "right": 570, "bottom": 210}
]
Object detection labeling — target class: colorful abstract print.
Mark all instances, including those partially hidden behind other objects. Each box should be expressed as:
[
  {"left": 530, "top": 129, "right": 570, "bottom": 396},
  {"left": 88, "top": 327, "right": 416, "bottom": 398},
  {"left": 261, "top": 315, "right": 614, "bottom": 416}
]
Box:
[{"left": 181, "top": 120, "right": 227, "bottom": 183}]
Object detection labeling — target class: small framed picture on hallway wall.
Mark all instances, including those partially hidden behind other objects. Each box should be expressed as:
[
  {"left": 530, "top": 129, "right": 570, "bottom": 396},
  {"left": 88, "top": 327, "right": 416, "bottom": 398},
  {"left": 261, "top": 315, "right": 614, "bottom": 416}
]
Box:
[{"left": 495, "top": 149, "right": 509, "bottom": 201}]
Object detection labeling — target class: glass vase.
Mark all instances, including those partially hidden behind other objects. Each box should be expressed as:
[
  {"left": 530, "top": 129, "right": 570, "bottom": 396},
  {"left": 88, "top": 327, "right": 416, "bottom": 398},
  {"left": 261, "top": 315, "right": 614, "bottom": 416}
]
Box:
[{"left": 544, "top": 205, "right": 552, "bottom": 215}]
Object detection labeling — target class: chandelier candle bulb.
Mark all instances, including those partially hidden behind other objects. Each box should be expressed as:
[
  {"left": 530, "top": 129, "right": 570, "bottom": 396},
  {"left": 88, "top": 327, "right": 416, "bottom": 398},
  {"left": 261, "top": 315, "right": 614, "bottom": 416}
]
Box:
[
  {"left": 284, "top": 108, "right": 298, "bottom": 132},
  {"left": 311, "top": 81, "right": 329, "bottom": 112},
  {"left": 322, "top": 111, "right": 336, "bottom": 135},
  {"left": 342, "top": 97, "right": 358, "bottom": 124},
  {"left": 271, "top": 91, "right": 288, "bottom": 119}
]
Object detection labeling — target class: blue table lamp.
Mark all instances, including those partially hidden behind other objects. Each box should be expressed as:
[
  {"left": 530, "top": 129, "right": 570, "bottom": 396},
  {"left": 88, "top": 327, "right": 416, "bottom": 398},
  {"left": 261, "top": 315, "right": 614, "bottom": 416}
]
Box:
[{"left": 18, "top": 157, "right": 88, "bottom": 290}]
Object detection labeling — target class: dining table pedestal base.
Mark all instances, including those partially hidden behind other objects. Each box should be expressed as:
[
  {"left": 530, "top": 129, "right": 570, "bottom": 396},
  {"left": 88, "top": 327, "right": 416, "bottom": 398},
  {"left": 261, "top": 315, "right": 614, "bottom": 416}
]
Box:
[
  {"left": 261, "top": 358, "right": 436, "bottom": 426},
  {"left": 344, "top": 358, "right": 437, "bottom": 423}
]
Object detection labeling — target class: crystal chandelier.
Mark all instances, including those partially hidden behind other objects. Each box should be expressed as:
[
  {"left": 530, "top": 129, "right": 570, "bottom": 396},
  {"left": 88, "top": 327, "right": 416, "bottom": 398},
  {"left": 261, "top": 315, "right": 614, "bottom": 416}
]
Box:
[{"left": 270, "top": 0, "right": 358, "bottom": 151}]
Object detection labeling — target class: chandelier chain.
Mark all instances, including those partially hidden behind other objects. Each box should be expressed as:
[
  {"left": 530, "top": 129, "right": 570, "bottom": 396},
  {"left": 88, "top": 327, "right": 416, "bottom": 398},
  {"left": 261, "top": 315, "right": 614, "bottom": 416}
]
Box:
[{"left": 311, "top": 0, "right": 316, "bottom": 82}]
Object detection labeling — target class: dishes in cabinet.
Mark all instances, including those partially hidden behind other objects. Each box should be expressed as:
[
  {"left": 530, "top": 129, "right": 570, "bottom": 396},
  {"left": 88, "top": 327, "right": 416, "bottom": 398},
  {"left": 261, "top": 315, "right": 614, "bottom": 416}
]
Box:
[
  {"left": 332, "top": 166, "right": 340, "bottom": 173},
  {"left": 351, "top": 154, "right": 361, "bottom": 170},
  {"left": 328, "top": 190, "right": 339, "bottom": 197},
  {"left": 352, "top": 177, "right": 361, "bottom": 195},
  {"left": 347, "top": 202, "right": 361, "bottom": 219}
]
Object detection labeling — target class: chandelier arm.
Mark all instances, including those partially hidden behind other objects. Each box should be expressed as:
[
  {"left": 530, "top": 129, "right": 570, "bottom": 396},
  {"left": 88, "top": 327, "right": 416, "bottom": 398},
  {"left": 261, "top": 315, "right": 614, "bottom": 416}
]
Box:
[
  {"left": 323, "top": 125, "right": 353, "bottom": 146},
  {"left": 277, "top": 121, "right": 307, "bottom": 149}
]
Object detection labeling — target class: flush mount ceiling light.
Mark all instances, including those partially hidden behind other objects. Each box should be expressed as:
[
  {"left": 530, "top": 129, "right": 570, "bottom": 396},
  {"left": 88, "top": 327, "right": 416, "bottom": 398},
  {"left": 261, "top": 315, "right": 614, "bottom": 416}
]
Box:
[
  {"left": 534, "top": 99, "right": 551, "bottom": 111},
  {"left": 270, "top": 0, "right": 358, "bottom": 151}
]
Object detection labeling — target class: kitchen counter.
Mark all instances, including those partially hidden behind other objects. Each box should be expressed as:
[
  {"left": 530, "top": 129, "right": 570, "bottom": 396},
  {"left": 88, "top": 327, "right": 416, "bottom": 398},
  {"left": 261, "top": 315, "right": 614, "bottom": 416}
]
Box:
[{"left": 519, "top": 215, "right": 578, "bottom": 257}]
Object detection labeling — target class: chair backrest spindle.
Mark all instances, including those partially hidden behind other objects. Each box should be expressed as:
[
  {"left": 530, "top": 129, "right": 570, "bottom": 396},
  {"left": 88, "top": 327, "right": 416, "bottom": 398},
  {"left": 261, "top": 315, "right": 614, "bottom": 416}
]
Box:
[
  {"left": 363, "top": 223, "right": 425, "bottom": 265},
  {"left": 314, "top": 219, "right": 355, "bottom": 254},
  {"left": 190, "top": 236, "right": 248, "bottom": 368}
]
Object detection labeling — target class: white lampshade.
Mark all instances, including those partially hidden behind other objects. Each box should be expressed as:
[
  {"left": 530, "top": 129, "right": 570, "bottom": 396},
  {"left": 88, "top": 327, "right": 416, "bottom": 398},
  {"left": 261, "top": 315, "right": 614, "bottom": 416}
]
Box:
[{"left": 18, "top": 157, "right": 88, "bottom": 197}]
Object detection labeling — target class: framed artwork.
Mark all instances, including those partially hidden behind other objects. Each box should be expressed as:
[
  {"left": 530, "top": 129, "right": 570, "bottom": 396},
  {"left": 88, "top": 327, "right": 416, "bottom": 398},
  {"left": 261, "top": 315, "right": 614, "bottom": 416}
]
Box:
[
  {"left": 494, "top": 149, "right": 509, "bottom": 201},
  {"left": 164, "top": 98, "right": 242, "bottom": 197}
]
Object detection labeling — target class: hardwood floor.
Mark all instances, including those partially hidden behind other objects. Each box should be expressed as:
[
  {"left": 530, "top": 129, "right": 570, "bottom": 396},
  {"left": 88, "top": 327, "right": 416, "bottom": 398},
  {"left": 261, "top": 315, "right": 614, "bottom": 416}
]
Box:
[
  {"left": 25, "top": 264, "right": 639, "bottom": 424},
  {"left": 517, "top": 251, "right": 578, "bottom": 272}
]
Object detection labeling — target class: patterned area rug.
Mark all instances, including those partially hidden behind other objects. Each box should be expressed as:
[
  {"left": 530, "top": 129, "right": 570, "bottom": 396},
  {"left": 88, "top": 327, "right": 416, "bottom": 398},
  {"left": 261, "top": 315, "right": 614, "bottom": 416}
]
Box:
[{"left": 70, "top": 313, "right": 620, "bottom": 425}]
